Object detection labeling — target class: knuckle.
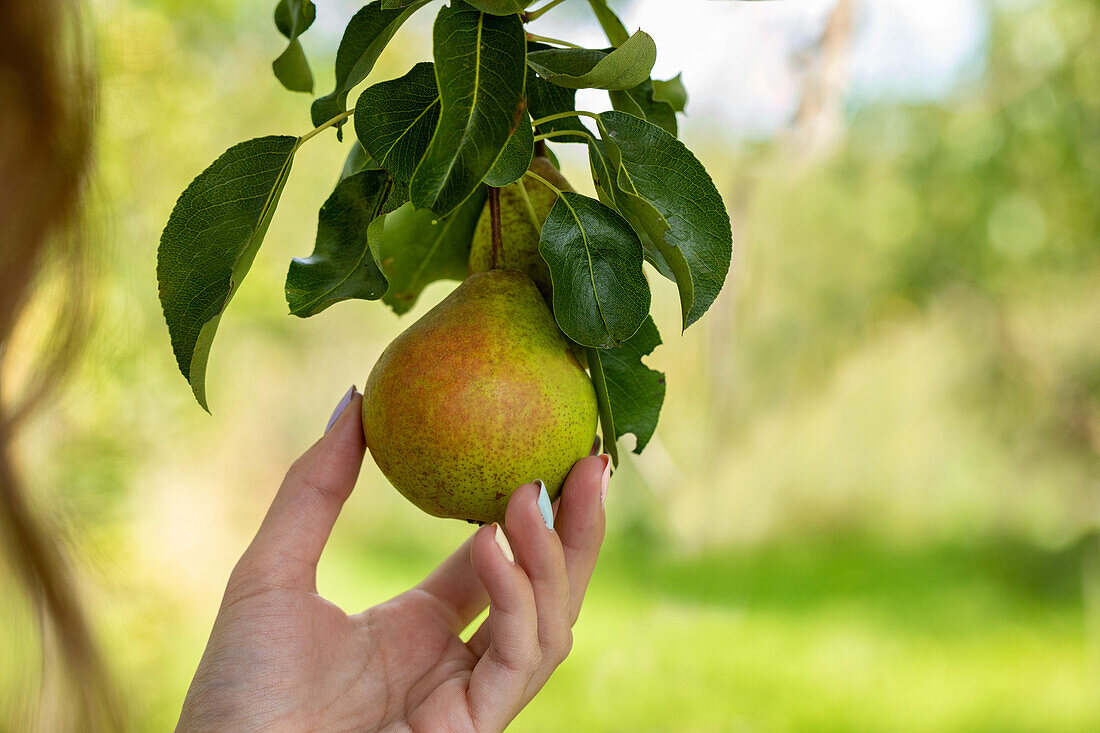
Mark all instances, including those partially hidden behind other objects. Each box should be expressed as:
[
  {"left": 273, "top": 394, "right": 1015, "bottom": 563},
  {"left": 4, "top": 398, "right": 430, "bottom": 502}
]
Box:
[
  {"left": 548, "top": 628, "right": 573, "bottom": 665},
  {"left": 223, "top": 556, "right": 265, "bottom": 603},
  {"left": 492, "top": 644, "right": 542, "bottom": 677},
  {"left": 519, "top": 645, "right": 543, "bottom": 675}
]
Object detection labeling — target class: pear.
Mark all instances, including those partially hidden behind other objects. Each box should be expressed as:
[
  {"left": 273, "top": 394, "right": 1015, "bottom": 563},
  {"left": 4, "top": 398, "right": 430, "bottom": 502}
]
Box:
[
  {"left": 362, "top": 269, "right": 598, "bottom": 524},
  {"left": 469, "top": 157, "right": 574, "bottom": 301}
]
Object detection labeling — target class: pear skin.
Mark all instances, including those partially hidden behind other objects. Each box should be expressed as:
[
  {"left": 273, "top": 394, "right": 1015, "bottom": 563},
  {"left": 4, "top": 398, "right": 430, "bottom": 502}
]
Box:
[
  {"left": 362, "top": 269, "right": 598, "bottom": 524},
  {"left": 469, "top": 157, "right": 573, "bottom": 301}
]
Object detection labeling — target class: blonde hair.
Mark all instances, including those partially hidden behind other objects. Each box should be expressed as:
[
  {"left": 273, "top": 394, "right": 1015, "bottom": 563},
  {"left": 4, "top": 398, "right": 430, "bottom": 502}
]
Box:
[{"left": 0, "top": 0, "right": 121, "bottom": 729}]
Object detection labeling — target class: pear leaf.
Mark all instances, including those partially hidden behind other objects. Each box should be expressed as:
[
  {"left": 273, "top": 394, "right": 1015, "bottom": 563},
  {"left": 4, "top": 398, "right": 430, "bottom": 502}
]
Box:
[
  {"left": 652, "top": 73, "right": 688, "bottom": 113},
  {"left": 354, "top": 62, "right": 441, "bottom": 183},
  {"left": 285, "top": 170, "right": 398, "bottom": 317},
  {"left": 586, "top": 136, "right": 692, "bottom": 318},
  {"left": 586, "top": 347, "right": 619, "bottom": 466},
  {"left": 540, "top": 191, "right": 650, "bottom": 348},
  {"left": 157, "top": 135, "right": 298, "bottom": 411},
  {"left": 272, "top": 0, "right": 316, "bottom": 93},
  {"left": 525, "top": 31, "right": 655, "bottom": 90},
  {"left": 609, "top": 78, "right": 678, "bottom": 137},
  {"left": 463, "top": 0, "right": 531, "bottom": 13},
  {"left": 409, "top": 1, "right": 526, "bottom": 216},
  {"left": 527, "top": 68, "right": 589, "bottom": 144},
  {"left": 587, "top": 316, "right": 665, "bottom": 460},
  {"left": 484, "top": 110, "right": 534, "bottom": 187},
  {"left": 379, "top": 187, "right": 487, "bottom": 315},
  {"left": 340, "top": 141, "right": 381, "bottom": 181},
  {"left": 585, "top": 0, "right": 629, "bottom": 46},
  {"left": 311, "top": 0, "right": 432, "bottom": 137},
  {"left": 384, "top": 0, "right": 532, "bottom": 8},
  {"left": 595, "top": 110, "right": 732, "bottom": 329}
]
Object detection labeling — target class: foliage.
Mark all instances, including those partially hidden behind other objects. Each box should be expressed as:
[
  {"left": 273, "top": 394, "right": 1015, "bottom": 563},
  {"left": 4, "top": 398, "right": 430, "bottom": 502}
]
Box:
[
  {"left": 156, "top": 0, "right": 735, "bottom": 461},
  {"left": 8, "top": 0, "right": 1100, "bottom": 729}
]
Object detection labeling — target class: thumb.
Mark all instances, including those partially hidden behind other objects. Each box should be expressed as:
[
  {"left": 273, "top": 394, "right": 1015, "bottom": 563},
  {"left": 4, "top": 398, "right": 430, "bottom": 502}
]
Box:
[{"left": 241, "top": 386, "right": 366, "bottom": 590}]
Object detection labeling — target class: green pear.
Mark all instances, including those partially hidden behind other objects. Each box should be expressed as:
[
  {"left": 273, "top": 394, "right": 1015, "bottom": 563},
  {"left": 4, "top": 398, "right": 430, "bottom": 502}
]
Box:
[
  {"left": 469, "top": 157, "right": 574, "bottom": 301},
  {"left": 362, "top": 269, "right": 598, "bottom": 524}
]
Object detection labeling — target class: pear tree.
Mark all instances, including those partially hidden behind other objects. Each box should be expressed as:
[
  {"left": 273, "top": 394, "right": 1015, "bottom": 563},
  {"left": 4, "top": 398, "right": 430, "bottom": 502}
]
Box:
[{"left": 157, "top": 0, "right": 734, "bottom": 519}]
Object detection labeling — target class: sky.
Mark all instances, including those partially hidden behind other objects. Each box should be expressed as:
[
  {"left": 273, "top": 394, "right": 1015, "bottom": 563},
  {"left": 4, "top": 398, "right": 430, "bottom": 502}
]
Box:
[{"left": 315, "top": 0, "right": 989, "bottom": 141}]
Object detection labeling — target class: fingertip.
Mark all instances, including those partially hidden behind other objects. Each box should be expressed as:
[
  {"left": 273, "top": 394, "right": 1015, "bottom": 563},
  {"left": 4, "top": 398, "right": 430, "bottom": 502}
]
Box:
[
  {"left": 472, "top": 522, "right": 515, "bottom": 576},
  {"left": 561, "top": 455, "right": 608, "bottom": 504},
  {"left": 504, "top": 482, "right": 541, "bottom": 532},
  {"left": 493, "top": 523, "right": 515, "bottom": 565},
  {"left": 326, "top": 389, "right": 365, "bottom": 447}
]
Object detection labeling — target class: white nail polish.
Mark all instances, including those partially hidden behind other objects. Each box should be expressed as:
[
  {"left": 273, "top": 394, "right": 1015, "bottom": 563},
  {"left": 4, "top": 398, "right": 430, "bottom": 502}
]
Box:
[
  {"left": 493, "top": 523, "right": 515, "bottom": 564},
  {"left": 599, "top": 455, "right": 611, "bottom": 507},
  {"left": 535, "top": 480, "right": 554, "bottom": 530}
]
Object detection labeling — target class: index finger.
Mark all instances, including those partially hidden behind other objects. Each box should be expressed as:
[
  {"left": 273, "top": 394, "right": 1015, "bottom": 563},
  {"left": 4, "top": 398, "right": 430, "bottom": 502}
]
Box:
[{"left": 554, "top": 454, "right": 610, "bottom": 623}]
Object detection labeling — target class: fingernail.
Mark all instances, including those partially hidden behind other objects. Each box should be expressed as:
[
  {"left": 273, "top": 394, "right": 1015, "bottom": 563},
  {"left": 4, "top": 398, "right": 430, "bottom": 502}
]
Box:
[
  {"left": 534, "top": 480, "right": 553, "bottom": 530},
  {"left": 493, "top": 523, "right": 514, "bottom": 564},
  {"left": 325, "top": 385, "right": 357, "bottom": 433},
  {"left": 599, "top": 454, "right": 611, "bottom": 507},
  {"left": 589, "top": 435, "right": 601, "bottom": 456}
]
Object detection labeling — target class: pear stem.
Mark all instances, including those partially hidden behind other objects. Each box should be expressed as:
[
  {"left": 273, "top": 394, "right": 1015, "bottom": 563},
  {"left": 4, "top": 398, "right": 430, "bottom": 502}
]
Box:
[{"left": 488, "top": 186, "right": 504, "bottom": 270}]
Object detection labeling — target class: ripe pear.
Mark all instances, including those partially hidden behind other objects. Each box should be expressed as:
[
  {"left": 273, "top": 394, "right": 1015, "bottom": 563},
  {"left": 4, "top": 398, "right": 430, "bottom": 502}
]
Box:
[
  {"left": 362, "top": 269, "right": 598, "bottom": 524},
  {"left": 469, "top": 157, "right": 574, "bottom": 301}
]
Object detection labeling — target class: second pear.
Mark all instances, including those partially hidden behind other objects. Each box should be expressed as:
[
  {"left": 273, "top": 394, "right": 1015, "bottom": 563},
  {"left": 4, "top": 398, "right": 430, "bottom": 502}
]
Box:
[{"left": 468, "top": 156, "right": 573, "bottom": 302}]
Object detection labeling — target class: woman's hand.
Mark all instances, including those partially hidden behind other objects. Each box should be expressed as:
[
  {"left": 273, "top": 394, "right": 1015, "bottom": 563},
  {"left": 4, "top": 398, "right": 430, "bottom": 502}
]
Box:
[{"left": 176, "top": 388, "right": 611, "bottom": 733}]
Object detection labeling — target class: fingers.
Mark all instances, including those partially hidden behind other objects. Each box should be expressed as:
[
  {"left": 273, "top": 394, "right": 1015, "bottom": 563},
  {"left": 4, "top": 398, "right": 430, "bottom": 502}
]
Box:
[
  {"left": 465, "top": 465, "right": 607, "bottom": 720},
  {"left": 466, "top": 523, "right": 540, "bottom": 731},
  {"left": 505, "top": 482, "right": 572, "bottom": 671},
  {"left": 415, "top": 532, "right": 487, "bottom": 632},
  {"left": 555, "top": 455, "right": 610, "bottom": 623},
  {"left": 236, "top": 387, "right": 366, "bottom": 591}
]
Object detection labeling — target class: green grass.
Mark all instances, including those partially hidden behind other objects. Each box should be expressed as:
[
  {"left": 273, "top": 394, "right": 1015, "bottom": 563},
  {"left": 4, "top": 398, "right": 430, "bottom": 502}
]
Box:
[
  {"left": 294, "top": 530, "right": 1100, "bottom": 733},
  {"left": 507, "top": 536, "right": 1100, "bottom": 732}
]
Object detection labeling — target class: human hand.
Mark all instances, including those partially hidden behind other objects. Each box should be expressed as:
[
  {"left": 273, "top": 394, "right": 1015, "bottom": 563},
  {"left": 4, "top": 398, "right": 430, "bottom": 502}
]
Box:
[{"left": 176, "top": 387, "right": 610, "bottom": 732}]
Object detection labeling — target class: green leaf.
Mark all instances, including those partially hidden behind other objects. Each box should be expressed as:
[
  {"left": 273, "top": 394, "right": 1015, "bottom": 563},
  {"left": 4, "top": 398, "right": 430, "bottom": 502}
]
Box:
[
  {"left": 527, "top": 68, "right": 589, "bottom": 144},
  {"left": 585, "top": 316, "right": 665, "bottom": 465},
  {"left": 585, "top": 0, "right": 629, "bottom": 47},
  {"left": 273, "top": 0, "right": 316, "bottom": 93},
  {"left": 463, "top": 0, "right": 531, "bottom": 13},
  {"left": 539, "top": 191, "right": 650, "bottom": 348},
  {"left": 586, "top": 136, "right": 692, "bottom": 312},
  {"left": 382, "top": 179, "right": 410, "bottom": 214},
  {"left": 311, "top": 0, "right": 431, "bottom": 137},
  {"left": 409, "top": 1, "right": 526, "bottom": 216},
  {"left": 599, "top": 316, "right": 665, "bottom": 453},
  {"left": 652, "top": 73, "right": 688, "bottom": 113},
  {"left": 354, "top": 62, "right": 441, "bottom": 183},
  {"left": 609, "top": 79, "right": 678, "bottom": 136},
  {"left": 157, "top": 136, "right": 298, "bottom": 411},
  {"left": 379, "top": 187, "right": 487, "bottom": 314},
  {"left": 285, "top": 170, "right": 395, "bottom": 317},
  {"left": 525, "top": 31, "right": 655, "bottom": 90},
  {"left": 586, "top": 347, "right": 619, "bottom": 466},
  {"left": 484, "top": 110, "right": 534, "bottom": 187},
  {"left": 340, "top": 141, "right": 381, "bottom": 181},
  {"left": 595, "top": 110, "right": 732, "bottom": 329}
]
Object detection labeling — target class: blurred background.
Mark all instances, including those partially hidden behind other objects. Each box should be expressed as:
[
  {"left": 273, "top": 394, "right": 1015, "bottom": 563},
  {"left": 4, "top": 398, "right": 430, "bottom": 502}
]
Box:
[{"left": 3, "top": 0, "right": 1099, "bottom": 729}]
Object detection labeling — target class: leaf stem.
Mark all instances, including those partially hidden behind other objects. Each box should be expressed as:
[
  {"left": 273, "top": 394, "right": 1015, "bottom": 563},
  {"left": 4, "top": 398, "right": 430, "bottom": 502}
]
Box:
[
  {"left": 530, "top": 110, "right": 601, "bottom": 128},
  {"left": 524, "top": 170, "right": 564, "bottom": 196},
  {"left": 296, "top": 109, "right": 354, "bottom": 148},
  {"left": 525, "top": 32, "right": 585, "bottom": 50},
  {"left": 488, "top": 186, "right": 504, "bottom": 270},
  {"left": 515, "top": 178, "right": 542, "bottom": 231},
  {"left": 524, "top": 0, "right": 568, "bottom": 22},
  {"left": 534, "top": 129, "right": 600, "bottom": 147}
]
